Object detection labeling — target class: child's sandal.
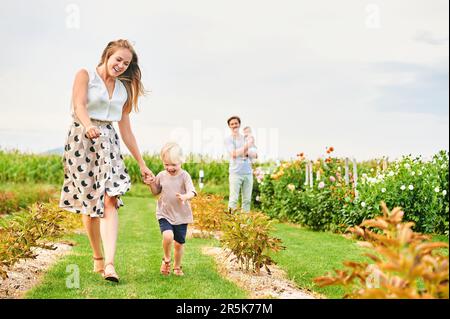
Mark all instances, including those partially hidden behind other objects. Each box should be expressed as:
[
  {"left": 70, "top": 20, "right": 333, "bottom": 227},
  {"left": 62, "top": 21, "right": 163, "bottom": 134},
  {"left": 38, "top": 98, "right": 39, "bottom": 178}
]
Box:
[
  {"left": 173, "top": 266, "right": 184, "bottom": 276},
  {"left": 160, "top": 258, "right": 171, "bottom": 276}
]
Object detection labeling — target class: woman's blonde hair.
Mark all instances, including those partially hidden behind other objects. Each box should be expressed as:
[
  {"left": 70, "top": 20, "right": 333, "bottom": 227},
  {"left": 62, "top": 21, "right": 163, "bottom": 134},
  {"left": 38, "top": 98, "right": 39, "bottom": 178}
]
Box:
[
  {"left": 160, "top": 142, "right": 185, "bottom": 164},
  {"left": 98, "top": 39, "right": 145, "bottom": 114}
]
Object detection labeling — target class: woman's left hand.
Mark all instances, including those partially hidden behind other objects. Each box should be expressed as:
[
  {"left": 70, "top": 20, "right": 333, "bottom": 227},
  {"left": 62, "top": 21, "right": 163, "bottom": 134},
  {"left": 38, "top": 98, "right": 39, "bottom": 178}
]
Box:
[{"left": 140, "top": 165, "right": 154, "bottom": 182}]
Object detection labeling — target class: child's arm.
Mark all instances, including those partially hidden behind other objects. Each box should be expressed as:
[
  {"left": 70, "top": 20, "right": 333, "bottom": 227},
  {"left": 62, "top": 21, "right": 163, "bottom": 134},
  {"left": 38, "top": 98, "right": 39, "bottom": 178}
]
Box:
[
  {"left": 144, "top": 174, "right": 162, "bottom": 195},
  {"left": 175, "top": 172, "right": 197, "bottom": 204},
  {"left": 176, "top": 191, "right": 196, "bottom": 202}
]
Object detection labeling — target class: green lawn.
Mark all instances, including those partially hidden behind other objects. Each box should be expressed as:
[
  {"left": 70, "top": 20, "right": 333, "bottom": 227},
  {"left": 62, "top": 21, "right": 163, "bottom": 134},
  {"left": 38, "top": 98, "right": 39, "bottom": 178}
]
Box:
[
  {"left": 272, "top": 223, "right": 368, "bottom": 298},
  {"left": 25, "top": 196, "right": 247, "bottom": 299}
]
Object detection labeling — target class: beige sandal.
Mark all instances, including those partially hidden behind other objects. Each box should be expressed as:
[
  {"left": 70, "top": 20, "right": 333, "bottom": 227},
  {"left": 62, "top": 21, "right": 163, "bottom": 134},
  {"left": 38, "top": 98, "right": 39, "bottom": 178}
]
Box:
[
  {"left": 173, "top": 266, "right": 184, "bottom": 276},
  {"left": 93, "top": 256, "right": 104, "bottom": 274},
  {"left": 103, "top": 263, "right": 119, "bottom": 283},
  {"left": 160, "top": 258, "right": 171, "bottom": 276}
]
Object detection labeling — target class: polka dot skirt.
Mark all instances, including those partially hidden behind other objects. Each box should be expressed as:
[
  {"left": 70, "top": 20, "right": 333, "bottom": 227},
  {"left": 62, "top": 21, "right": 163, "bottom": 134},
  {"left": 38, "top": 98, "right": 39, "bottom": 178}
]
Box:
[{"left": 59, "top": 119, "right": 131, "bottom": 218}]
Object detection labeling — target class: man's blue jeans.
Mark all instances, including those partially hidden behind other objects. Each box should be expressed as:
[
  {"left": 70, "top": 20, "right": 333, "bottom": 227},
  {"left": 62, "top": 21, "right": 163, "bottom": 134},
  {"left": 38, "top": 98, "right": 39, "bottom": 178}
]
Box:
[{"left": 228, "top": 173, "right": 253, "bottom": 212}]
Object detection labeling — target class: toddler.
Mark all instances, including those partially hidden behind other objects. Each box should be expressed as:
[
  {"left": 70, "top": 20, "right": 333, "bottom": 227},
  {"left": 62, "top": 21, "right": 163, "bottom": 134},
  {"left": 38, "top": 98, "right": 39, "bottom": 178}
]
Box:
[
  {"left": 144, "top": 142, "right": 197, "bottom": 276},
  {"left": 243, "top": 126, "right": 258, "bottom": 163}
]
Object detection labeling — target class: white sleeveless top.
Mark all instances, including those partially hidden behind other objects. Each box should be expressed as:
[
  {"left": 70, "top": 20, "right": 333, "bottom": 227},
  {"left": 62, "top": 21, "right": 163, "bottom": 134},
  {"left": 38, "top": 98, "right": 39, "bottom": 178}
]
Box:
[{"left": 75, "top": 67, "right": 128, "bottom": 122}]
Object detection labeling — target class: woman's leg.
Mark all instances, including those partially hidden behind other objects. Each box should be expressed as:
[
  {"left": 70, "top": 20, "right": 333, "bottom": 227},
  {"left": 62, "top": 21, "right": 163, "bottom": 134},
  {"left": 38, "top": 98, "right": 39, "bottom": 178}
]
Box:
[
  {"left": 100, "top": 195, "right": 119, "bottom": 274},
  {"left": 82, "top": 215, "right": 103, "bottom": 257}
]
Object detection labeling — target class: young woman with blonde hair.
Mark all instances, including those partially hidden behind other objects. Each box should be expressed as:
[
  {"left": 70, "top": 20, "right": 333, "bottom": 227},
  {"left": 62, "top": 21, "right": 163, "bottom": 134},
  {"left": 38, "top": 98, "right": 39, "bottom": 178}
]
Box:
[{"left": 60, "top": 39, "right": 154, "bottom": 283}]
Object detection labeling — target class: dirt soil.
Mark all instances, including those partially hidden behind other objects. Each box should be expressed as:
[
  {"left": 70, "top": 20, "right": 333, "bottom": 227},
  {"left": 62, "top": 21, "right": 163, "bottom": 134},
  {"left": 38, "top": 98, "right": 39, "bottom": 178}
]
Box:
[
  {"left": 0, "top": 242, "right": 74, "bottom": 299},
  {"left": 203, "top": 246, "right": 321, "bottom": 299}
]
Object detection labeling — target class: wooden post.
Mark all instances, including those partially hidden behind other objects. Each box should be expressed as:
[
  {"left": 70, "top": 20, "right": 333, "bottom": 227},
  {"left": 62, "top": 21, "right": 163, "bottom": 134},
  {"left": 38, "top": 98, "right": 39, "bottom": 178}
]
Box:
[
  {"left": 382, "top": 157, "right": 388, "bottom": 171},
  {"left": 309, "top": 161, "right": 313, "bottom": 187},
  {"left": 352, "top": 158, "right": 358, "bottom": 199},
  {"left": 345, "top": 158, "right": 349, "bottom": 185},
  {"left": 199, "top": 169, "right": 204, "bottom": 190},
  {"left": 316, "top": 170, "right": 321, "bottom": 182},
  {"left": 304, "top": 163, "right": 309, "bottom": 185}
]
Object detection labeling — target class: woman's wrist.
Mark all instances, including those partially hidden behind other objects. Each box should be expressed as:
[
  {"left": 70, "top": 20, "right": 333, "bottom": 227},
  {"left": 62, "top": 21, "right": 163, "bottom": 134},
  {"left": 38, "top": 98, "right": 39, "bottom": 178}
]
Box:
[
  {"left": 138, "top": 160, "right": 147, "bottom": 169},
  {"left": 85, "top": 122, "right": 94, "bottom": 131}
]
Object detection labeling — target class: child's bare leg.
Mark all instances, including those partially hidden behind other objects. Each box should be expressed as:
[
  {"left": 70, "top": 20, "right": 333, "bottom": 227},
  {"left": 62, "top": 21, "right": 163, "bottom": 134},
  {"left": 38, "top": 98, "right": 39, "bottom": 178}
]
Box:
[
  {"left": 174, "top": 241, "right": 184, "bottom": 268},
  {"left": 162, "top": 230, "right": 174, "bottom": 261}
]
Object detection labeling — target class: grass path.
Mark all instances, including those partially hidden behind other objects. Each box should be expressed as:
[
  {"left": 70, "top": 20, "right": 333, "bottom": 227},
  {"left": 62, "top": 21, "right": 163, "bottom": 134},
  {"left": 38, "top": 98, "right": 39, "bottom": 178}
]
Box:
[{"left": 25, "top": 196, "right": 247, "bottom": 299}]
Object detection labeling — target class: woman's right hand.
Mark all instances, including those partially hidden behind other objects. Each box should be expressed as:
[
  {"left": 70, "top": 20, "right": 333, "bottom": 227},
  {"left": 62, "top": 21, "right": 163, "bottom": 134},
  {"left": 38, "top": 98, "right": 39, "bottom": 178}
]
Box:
[{"left": 85, "top": 125, "right": 101, "bottom": 139}]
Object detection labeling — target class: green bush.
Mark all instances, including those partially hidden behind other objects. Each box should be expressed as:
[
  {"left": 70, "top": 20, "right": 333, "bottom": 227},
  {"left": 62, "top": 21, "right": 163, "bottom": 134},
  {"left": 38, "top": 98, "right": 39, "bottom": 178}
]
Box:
[
  {"left": 0, "top": 201, "right": 82, "bottom": 279},
  {"left": 221, "top": 211, "right": 285, "bottom": 274},
  {"left": 0, "top": 184, "right": 57, "bottom": 215}
]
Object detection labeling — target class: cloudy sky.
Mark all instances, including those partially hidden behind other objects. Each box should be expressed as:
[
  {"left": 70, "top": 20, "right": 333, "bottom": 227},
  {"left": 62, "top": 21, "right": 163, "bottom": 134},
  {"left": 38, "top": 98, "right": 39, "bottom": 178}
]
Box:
[{"left": 0, "top": 0, "right": 448, "bottom": 161}]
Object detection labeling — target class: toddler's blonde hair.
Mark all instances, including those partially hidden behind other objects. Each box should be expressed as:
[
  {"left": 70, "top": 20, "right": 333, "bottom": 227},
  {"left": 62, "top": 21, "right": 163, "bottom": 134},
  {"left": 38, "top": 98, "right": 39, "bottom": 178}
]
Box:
[{"left": 160, "top": 142, "right": 185, "bottom": 164}]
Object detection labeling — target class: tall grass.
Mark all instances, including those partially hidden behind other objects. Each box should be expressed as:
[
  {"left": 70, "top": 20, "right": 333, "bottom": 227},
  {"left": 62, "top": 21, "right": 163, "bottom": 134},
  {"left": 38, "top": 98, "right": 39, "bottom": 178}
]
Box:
[
  {"left": 0, "top": 150, "right": 230, "bottom": 185},
  {"left": 0, "top": 150, "right": 63, "bottom": 184}
]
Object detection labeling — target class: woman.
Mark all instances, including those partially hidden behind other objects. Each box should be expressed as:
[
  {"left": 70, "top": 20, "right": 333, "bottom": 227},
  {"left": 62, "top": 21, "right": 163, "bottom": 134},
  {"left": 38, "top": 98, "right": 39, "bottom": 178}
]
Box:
[{"left": 59, "top": 39, "right": 154, "bottom": 283}]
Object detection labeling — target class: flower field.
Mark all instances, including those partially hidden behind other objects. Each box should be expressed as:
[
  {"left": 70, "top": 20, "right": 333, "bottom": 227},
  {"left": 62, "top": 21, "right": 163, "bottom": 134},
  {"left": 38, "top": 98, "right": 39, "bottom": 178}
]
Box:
[{"left": 256, "top": 148, "right": 449, "bottom": 234}]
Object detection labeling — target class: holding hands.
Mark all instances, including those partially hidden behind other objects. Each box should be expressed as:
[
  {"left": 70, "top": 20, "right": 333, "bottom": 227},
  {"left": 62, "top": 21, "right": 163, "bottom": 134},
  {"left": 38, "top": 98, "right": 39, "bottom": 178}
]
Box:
[{"left": 141, "top": 165, "right": 155, "bottom": 184}]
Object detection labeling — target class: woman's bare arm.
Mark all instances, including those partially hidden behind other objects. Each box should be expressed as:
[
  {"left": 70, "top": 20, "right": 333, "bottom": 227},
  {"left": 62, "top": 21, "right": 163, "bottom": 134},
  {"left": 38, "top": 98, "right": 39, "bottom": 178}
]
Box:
[
  {"left": 118, "top": 111, "right": 146, "bottom": 169},
  {"left": 72, "top": 69, "right": 100, "bottom": 138}
]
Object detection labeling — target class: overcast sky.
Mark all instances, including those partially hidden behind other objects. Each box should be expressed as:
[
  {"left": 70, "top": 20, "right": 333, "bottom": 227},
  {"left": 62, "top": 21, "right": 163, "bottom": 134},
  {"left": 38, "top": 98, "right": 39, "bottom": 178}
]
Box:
[{"left": 0, "top": 0, "right": 448, "bottom": 161}]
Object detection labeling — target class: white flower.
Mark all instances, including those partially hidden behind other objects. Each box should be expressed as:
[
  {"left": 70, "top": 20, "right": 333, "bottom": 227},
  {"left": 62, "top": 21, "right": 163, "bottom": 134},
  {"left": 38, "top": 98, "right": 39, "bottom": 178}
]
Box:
[
  {"left": 400, "top": 185, "right": 406, "bottom": 191},
  {"left": 443, "top": 190, "right": 447, "bottom": 196},
  {"left": 411, "top": 171, "right": 415, "bottom": 176},
  {"left": 388, "top": 171, "right": 395, "bottom": 177},
  {"left": 256, "top": 196, "right": 261, "bottom": 202},
  {"left": 318, "top": 181, "right": 325, "bottom": 189},
  {"left": 418, "top": 171, "right": 423, "bottom": 176},
  {"left": 442, "top": 164, "right": 447, "bottom": 169},
  {"left": 408, "top": 185, "right": 414, "bottom": 190},
  {"left": 362, "top": 173, "right": 368, "bottom": 179},
  {"left": 381, "top": 188, "right": 386, "bottom": 193},
  {"left": 287, "top": 184, "right": 296, "bottom": 191},
  {"left": 370, "top": 168, "right": 374, "bottom": 172},
  {"left": 404, "top": 163, "right": 411, "bottom": 169},
  {"left": 361, "top": 202, "right": 366, "bottom": 208},
  {"left": 434, "top": 187, "right": 440, "bottom": 193}
]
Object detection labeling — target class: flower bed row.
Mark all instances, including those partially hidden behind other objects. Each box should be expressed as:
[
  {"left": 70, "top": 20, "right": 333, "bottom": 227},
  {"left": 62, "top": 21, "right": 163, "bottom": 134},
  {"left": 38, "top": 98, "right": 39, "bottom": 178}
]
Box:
[{"left": 256, "top": 149, "right": 449, "bottom": 234}]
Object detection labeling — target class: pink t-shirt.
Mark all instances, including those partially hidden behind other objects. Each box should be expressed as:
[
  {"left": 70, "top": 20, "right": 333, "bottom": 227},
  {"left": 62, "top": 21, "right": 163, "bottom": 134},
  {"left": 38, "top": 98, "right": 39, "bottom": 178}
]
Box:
[{"left": 153, "top": 169, "right": 197, "bottom": 225}]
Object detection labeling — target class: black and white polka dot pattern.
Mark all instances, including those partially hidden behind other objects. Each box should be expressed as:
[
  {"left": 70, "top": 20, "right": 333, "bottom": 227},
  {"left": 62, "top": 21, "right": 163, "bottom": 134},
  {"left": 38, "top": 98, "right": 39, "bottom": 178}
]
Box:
[{"left": 59, "top": 119, "right": 131, "bottom": 218}]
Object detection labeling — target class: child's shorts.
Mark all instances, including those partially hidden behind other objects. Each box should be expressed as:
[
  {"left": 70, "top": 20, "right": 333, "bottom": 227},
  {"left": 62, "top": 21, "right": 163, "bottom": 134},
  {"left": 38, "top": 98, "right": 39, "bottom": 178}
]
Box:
[{"left": 158, "top": 218, "right": 188, "bottom": 244}]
